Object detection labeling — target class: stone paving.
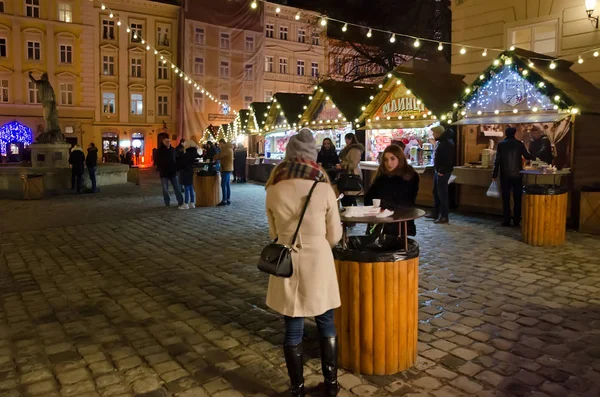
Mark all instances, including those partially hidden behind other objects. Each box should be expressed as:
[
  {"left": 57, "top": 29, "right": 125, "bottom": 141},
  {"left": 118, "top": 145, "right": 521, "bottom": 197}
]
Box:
[{"left": 0, "top": 169, "right": 599, "bottom": 397}]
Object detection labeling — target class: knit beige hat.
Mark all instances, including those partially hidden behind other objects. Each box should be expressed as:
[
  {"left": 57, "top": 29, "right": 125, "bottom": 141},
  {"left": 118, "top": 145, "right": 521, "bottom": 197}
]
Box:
[{"left": 285, "top": 128, "right": 317, "bottom": 162}]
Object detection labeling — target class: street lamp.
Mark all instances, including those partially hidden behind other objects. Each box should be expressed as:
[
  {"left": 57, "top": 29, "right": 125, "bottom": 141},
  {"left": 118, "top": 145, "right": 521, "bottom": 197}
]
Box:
[{"left": 586, "top": 0, "right": 599, "bottom": 28}]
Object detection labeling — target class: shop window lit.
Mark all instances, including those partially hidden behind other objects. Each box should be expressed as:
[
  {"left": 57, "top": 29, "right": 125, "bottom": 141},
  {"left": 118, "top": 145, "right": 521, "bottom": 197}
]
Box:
[
  {"left": 508, "top": 21, "right": 557, "bottom": 55},
  {"left": 102, "top": 19, "right": 115, "bottom": 40},
  {"left": 0, "top": 38, "right": 6, "bottom": 57},
  {"left": 58, "top": 3, "right": 72, "bottom": 23},
  {"left": 157, "top": 95, "right": 168, "bottom": 116},
  {"left": 266, "top": 24, "right": 274, "bottom": 38},
  {"left": 103, "top": 55, "right": 115, "bottom": 75},
  {"left": 28, "top": 81, "right": 41, "bottom": 104},
  {"left": 194, "top": 57, "right": 204, "bottom": 75},
  {"left": 60, "top": 83, "right": 73, "bottom": 105},
  {"left": 0, "top": 79, "right": 8, "bottom": 103},
  {"left": 130, "top": 57, "right": 142, "bottom": 77},
  {"left": 245, "top": 64, "right": 253, "bottom": 81},
  {"left": 265, "top": 56, "right": 274, "bottom": 73},
  {"left": 193, "top": 92, "right": 203, "bottom": 111},
  {"left": 297, "top": 29, "right": 306, "bottom": 43},
  {"left": 102, "top": 92, "right": 115, "bottom": 114},
  {"left": 26, "top": 0, "right": 40, "bottom": 18},
  {"left": 195, "top": 27, "right": 205, "bottom": 45},
  {"left": 220, "top": 60, "right": 230, "bottom": 78},
  {"left": 27, "top": 41, "right": 41, "bottom": 60},
  {"left": 220, "top": 32, "right": 230, "bottom": 49},
  {"left": 279, "top": 58, "right": 288, "bottom": 74},
  {"left": 59, "top": 44, "right": 72, "bottom": 64},
  {"left": 311, "top": 62, "right": 319, "bottom": 78},
  {"left": 130, "top": 93, "right": 143, "bottom": 115},
  {"left": 245, "top": 36, "right": 254, "bottom": 51}
]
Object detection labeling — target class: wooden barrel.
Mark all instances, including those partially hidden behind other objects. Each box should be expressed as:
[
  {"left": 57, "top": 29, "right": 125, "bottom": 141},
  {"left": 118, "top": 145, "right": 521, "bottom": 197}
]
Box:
[
  {"left": 194, "top": 174, "right": 221, "bottom": 207},
  {"left": 522, "top": 185, "right": 568, "bottom": 246},
  {"left": 334, "top": 244, "right": 419, "bottom": 375}
]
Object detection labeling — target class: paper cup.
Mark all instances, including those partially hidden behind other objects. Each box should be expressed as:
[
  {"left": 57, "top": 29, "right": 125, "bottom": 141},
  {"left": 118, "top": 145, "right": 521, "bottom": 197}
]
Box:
[{"left": 372, "top": 199, "right": 381, "bottom": 208}]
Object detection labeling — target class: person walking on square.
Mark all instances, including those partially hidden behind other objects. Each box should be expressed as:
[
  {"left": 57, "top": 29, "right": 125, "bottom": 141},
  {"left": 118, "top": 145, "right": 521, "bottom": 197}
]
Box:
[
  {"left": 265, "top": 129, "right": 343, "bottom": 397},
  {"left": 213, "top": 139, "right": 234, "bottom": 206},
  {"left": 426, "top": 126, "right": 455, "bottom": 224},
  {"left": 86, "top": 142, "right": 98, "bottom": 193},
  {"left": 156, "top": 136, "right": 184, "bottom": 208},
  {"left": 177, "top": 140, "right": 201, "bottom": 210},
  {"left": 69, "top": 145, "right": 85, "bottom": 194},
  {"left": 493, "top": 127, "right": 535, "bottom": 227}
]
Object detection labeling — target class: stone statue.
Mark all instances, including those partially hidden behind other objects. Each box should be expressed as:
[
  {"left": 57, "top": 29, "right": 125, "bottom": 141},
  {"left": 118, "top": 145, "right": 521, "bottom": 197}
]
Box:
[{"left": 29, "top": 72, "right": 64, "bottom": 143}]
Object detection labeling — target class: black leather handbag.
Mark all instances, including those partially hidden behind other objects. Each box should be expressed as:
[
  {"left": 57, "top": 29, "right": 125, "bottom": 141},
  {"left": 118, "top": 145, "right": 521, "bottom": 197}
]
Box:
[
  {"left": 257, "top": 181, "right": 319, "bottom": 278},
  {"left": 337, "top": 172, "right": 363, "bottom": 193}
]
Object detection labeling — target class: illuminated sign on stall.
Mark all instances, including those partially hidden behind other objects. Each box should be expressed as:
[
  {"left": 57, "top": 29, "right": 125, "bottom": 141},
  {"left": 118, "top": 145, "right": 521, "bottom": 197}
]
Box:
[{"left": 373, "top": 85, "right": 429, "bottom": 119}]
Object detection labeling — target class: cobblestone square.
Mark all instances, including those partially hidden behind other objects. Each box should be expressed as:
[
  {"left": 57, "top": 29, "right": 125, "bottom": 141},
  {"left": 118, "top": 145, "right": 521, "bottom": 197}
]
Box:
[{"left": 0, "top": 170, "right": 599, "bottom": 397}]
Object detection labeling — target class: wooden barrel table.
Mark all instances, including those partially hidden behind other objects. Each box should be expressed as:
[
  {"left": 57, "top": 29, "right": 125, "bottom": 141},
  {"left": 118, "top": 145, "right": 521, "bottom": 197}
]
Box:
[
  {"left": 334, "top": 208, "right": 424, "bottom": 375},
  {"left": 522, "top": 184, "right": 568, "bottom": 246},
  {"left": 193, "top": 166, "right": 221, "bottom": 207}
]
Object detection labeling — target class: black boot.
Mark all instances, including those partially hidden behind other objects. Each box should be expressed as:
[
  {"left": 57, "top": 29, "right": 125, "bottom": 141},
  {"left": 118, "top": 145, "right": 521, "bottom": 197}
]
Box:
[
  {"left": 320, "top": 337, "right": 339, "bottom": 396},
  {"left": 284, "top": 344, "right": 305, "bottom": 397}
]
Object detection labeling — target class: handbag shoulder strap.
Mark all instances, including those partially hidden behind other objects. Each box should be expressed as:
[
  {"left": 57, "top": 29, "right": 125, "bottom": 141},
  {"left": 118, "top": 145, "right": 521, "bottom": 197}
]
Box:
[{"left": 290, "top": 180, "right": 319, "bottom": 246}]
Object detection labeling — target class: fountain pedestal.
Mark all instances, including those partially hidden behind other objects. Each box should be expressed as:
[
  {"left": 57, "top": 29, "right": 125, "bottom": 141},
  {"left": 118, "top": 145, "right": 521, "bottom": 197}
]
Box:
[{"left": 30, "top": 143, "right": 71, "bottom": 168}]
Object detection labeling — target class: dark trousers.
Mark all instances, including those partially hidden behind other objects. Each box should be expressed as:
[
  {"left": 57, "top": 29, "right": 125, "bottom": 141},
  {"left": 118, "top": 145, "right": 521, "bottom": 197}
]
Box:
[
  {"left": 221, "top": 171, "right": 232, "bottom": 203},
  {"left": 284, "top": 309, "right": 336, "bottom": 346},
  {"left": 501, "top": 177, "right": 523, "bottom": 224},
  {"left": 433, "top": 172, "right": 451, "bottom": 218},
  {"left": 160, "top": 176, "right": 184, "bottom": 206},
  {"left": 71, "top": 171, "right": 83, "bottom": 193},
  {"left": 88, "top": 167, "right": 97, "bottom": 192}
]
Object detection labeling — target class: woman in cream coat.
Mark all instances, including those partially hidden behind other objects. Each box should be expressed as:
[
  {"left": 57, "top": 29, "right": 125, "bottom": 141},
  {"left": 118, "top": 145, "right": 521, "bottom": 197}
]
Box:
[{"left": 265, "top": 128, "right": 343, "bottom": 397}]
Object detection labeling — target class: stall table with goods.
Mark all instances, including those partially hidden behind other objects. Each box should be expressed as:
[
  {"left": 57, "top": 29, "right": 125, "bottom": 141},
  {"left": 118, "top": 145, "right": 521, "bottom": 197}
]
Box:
[
  {"left": 333, "top": 206, "right": 425, "bottom": 375},
  {"left": 246, "top": 102, "right": 271, "bottom": 182}
]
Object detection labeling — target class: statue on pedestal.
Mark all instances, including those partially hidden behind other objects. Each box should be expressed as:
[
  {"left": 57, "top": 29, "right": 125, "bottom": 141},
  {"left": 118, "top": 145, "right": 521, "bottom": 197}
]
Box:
[{"left": 29, "top": 72, "right": 65, "bottom": 143}]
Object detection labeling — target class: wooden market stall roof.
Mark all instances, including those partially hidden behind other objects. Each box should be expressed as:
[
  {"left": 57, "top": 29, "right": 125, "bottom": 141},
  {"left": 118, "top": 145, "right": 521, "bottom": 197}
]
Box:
[
  {"left": 249, "top": 102, "right": 270, "bottom": 133},
  {"left": 301, "top": 80, "right": 379, "bottom": 127},
  {"left": 235, "top": 109, "right": 250, "bottom": 135},
  {"left": 264, "top": 93, "right": 311, "bottom": 132}
]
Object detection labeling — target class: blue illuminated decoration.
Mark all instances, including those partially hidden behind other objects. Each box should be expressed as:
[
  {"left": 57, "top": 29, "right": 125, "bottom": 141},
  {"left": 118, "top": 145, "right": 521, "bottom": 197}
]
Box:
[
  {"left": 0, "top": 121, "right": 34, "bottom": 156},
  {"left": 222, "top": 103, "right": 230, "bottom": 115}
]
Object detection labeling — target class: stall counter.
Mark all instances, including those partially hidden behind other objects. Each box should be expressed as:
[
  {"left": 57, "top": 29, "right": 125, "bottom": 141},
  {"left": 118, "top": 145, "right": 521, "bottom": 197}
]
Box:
[{"left": 246, "top": 157, "right": 282, "bottom": 184}]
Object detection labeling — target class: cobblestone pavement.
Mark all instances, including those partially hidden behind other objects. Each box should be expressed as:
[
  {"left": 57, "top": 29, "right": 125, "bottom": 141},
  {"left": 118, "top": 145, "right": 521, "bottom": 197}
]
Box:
[{"left": 0, "top": 170, "right": 599, "bottom": 397}]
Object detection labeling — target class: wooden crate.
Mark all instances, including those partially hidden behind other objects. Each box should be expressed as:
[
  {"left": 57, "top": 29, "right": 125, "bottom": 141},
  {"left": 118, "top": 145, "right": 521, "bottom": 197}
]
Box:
[{"left": 580, "top": 190, "right": 600, "bottom": 235}]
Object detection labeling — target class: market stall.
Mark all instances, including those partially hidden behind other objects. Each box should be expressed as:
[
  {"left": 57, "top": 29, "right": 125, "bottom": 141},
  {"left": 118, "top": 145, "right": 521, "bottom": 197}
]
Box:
[
  {"left": 357, "top": 67, "right": 466, "bottom": 206},
  {"left": 451, "top": 48, "right": 600, "bottom": 229},
  {"left": 247, "top": 102, "right": 270, "bottom": 156}
]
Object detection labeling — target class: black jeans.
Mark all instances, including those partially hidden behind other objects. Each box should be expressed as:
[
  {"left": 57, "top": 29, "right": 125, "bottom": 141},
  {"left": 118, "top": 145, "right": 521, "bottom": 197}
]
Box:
[
  {"left": 433, "top": 172, "right": 451, "bottom": 218},
  {"left": 501, "top": 177, "right": 523, "bottom": 224},
  {"left": 88, "top": 167, "right": 97, "bottom": 192},
  {"left": 284, "top": 309, "right": 336, "bottom": 346},
  {"left": 72, "top": 171, "right": 83, "bottom": 193}
]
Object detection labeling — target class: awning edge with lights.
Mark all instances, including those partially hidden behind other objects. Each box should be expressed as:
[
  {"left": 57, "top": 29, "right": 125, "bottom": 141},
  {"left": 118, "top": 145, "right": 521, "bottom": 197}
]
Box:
[
  {"left": 248, "top": 102, "right": 270, "bottom": 134},
  {"left": 264, "top": 93, "right": 311, "bottom": 133}
]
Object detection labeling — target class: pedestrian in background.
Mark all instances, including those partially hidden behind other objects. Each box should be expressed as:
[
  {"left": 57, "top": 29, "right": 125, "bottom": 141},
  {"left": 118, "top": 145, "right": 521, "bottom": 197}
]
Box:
[
  {"left": 86, "top": 142, "right": 98, "bottom": 193},
  {"left": 317, "top": 137, "right": 340, "bottom": 182},
  {"left": 426, "top": 126, "right": 455, "bottom": 224},
  {"left": 155, "top": 136, "right": 184, "bottom": 208},
  {"left": 69, "top": 145, "right": 85, "bottom": 194},
  {"left": 214, "top": 139, "right": 234, "bottom": 206},
  {"left": 234, "top": 143, "right": 248, "bottom": 183},
  {"left": 177, "top": 140, "right": 201, "bottom": 210},
  {"left": 176, "top": 139, "right": 186, "bottom": 192},
  {"left": 265, "top": 129, "right": 343, "bottom": 397},
  {"left": 337, "top": 133, "right": 364, "bottom": 207}
]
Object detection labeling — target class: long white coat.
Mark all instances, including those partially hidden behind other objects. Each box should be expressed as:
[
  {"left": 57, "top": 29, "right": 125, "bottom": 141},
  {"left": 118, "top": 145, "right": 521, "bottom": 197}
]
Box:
[{"left": 265, "top": 179, "right": 343, "bottom": 318}]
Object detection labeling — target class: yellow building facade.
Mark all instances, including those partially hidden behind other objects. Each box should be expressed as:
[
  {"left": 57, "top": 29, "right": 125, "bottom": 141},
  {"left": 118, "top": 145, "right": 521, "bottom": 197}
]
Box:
[
  {"left": 0, "top": 0, "right": 95, "bottom": 160},
  {"left": 451, "top": 0, "right": 600, "bottom": 86}
]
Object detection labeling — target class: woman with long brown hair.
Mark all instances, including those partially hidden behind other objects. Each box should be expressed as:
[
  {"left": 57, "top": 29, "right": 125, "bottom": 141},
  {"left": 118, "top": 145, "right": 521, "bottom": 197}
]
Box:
[{"left": 364, "top": 144, "right": 420, "bottom": 236}]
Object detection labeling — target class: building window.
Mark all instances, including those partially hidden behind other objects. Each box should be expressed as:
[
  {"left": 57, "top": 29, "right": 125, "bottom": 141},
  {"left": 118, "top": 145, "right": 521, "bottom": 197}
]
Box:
[
  {"left": 130, "top": 57, "right": 142, "bottom": 77},
  {"left": 130, "top": 93, "right": 143, "bottom": 115},
  {"left": 220, "top": 94, "right": 229, "bottom": 104},
  {"left": 265, "top": 56, "right": 273, "bottom": 73},
  {"left": 244, "top": 64, "right": 253, "bottom": 81},
  {"left": 103, "top": 92, "right": 115, "bottom": 113},
  {"left": 0, "top": 38, "right": 6, "bottom": 57},
  {"left": 60, "top": 82, "right": 73, "bottom": 105},
  {"left": 297, "top": 29, "right": 306, "bottom": 43},
  {"left": 157, "top": 26, "right": 169, "bottom": 46},
  {"left": 220, "top": 32, "right": 230, "bottom": 49},
  {"left": 103, "top": 55, "right": 115, "bottom": 75},
  {"left": 194, "top": 57, "right": 204, "bottom": 75},
  {"left": 297, "top": 60, "right": 305, "bottom": 76},
  {"left": 58, "top": 3, "right": 72, "bottom": 22},
  {"left": 0, "top": 1, "right": 4, "bottom": 13},
  {"left": 245, "top": 36, "right": 254, "bottom": 51},
  {"left": 279, "top": 57, "right": 288, "bottom": 74},
  {"left": 158, "top": 61, "right": 168, "bottom": 80},
  {"left": 157, "top": 95, "right": 168, "bottom": 116},
  {"left": 130, "top": 23, "right": 142, "bottom": 43},
  {"left": 244, "top": 96, "right": 253, "bottom": 109},
  {"left": 195, "top": 27, "right": 205, "bottom": 45},
  {"left": 27, "top": 41, "right": 41, "bottom": 60},
  {"left": 26, "top": 0, "right": 40, "bottom": 18},
  {"left": 279, "top": 26, "right": 288, "bottom": 40},
  {"left": 0, "top": 79, "right": 8, "bottom": 103},
  {"left": 220, "top": 60, "right": 230, "bottom": 78},
  {"left": 194, "top": 92, "right": 203, "bottom": 111},
  {"left": 266, "top": 24, "right": 274, "bottom": 38},
  {"left": 334, "top": 57, "right": 343, "bottom": 75},
  {"left": 102, "top": 19, "right": 115, "bottom": 40},
  {"left": 264, "top": 91, "right": 273, "bottom": 102},
  {"left": 311, "top": 62, "right": 319, "bottom": 77},
  {"left": 508, "top": 21, "right": 558, "bottom": 55},
  {"left": 28, "top": 81, "right": 40, "bottom": 104},
  {"left": 312, "top": 32, "right": 320, "bottom": 46},
  {"left": 59, "top": 44, "right": 72, "bottom": 64}
]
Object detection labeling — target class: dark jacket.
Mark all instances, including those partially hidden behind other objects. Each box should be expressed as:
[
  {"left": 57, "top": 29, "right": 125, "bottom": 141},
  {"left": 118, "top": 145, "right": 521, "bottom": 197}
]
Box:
[
  {"left": 234, "top": 147, "right": 248, "bottom": 178},
  {"left": 69, "top": 148, "right": 86, "bottom": 175},
  {"left": 125, "top": 151, "right": 134, "bottom": 166},
  {"left": 434, "top": 130, "right": 455, "bottom": 175},
  {"left": 529, "top": 135, "right": 553, "bottom": 165},
  {"left": 177, "top": 147, "right": 201, "bottom": 186},
  {"left": 155, "top": 144, "right": 178, "bottom": 178},
  {"left": 86, "top": 147, "right": 98, "bottom": 168},
  {"left": 317, "top": 149, "right": 340, "bottom": 170},
  {"left": 364, "top": 173, "right": 420, "bottom": 236},
  {"left": 204, "top": 145, "right": 217, "bottom": 162},
  {"left": 493, "top": 136, "right": 534, "bottom": 180},
  {"left": 176, "top": 143, "right": 185, "bottom": 158}
]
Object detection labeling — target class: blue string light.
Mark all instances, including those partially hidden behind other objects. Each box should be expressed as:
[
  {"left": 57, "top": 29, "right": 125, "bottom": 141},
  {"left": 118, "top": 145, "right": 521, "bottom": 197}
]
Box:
[{"left": 0, "top": 121, "right": 34, "bottom": 156}]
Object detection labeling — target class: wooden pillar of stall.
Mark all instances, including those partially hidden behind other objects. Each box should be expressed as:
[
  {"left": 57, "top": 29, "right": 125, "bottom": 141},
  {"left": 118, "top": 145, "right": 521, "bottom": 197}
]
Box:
[
  {"left": 522, "top": 185, "right": 568, "bottom": 246},
  {"left": 334, "top": 257, "right": 419, "bottom": 375}
]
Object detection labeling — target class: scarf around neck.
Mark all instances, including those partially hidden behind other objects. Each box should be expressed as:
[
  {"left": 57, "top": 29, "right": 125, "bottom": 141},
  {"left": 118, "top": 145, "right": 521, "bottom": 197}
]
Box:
[{"left": 269, "top": 158, "right": 328, "bottom": 186}]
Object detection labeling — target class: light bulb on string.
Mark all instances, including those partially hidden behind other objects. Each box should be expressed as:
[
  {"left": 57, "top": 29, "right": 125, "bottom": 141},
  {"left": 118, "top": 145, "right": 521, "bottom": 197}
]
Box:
[
  {"left": 275, "top": 7, "right": 281, "bottom": 13},
  {"left": 117, "top": 21, "right": 121, "bottom": 26},
  {"left": 522, "top": 70, "right": 529, "bottom": 76},
  {"left": 133, "top": 33, "right": 137, "bottom": 39},
  {"left": 366, "top": 29, "right": 372, "bottom": 38},
  {"left": 554, "top": 95, "right": 561, "bottom": 102},
  {"left": 438, "top": 43, "right": 443, "bottom": 51},
  {"left": 101, "top": 4, "right": 106, "bottom": 10},
  {"left": 295, "top": 13, "right": 300, "bottom": 20},
  {"left": 505, "top": 58, "right": 513, "bottom": 65},
  {"left": 342, "top": 23, "right": 348, "bottom": 32},
  {"left": 320, "top": 18, "right": 327, "bottom": 26},
  {"left": 109, "top": 13, "right": 113, "bottom": 18},
  {"left": 146, "top": 45, "right": 150, "bottom": 51},
  {"left": 250, "top": 1, "right": 257, "bottom": 9},
  {"left": 549, "top": 61, "right": 557, "bottom": 69},
  {"left": 126, "top": 27, "right": 131, "bottom": 33},
  {"left": 595, "top": 51, "right": 599, "bottom": 57},
  {"left": 509, "top": 46, "right": 515, "bottom": 51},
  {"left": 460, "top": 47, "right": 467, "bottom": 55},
  {"left": 528, "top": 61, "right": 535, "bottom": 67},
  {"left": 482, "top": 49, "right": 488, "bottom": 57},
  {"left": 387, "top": 73, "right": 392, "bottom": 78},
  {"left": 578, "top": 56, "right": 584, "bottom": 64},
  {"left": 389, "top": 34, "right": 395, "bottom": 43},
  {"left": 413, "top": 39, "right": 420, "bottom": 47},
  {"left": 479, "top": 74, "right": 485, "bottom": 80}
]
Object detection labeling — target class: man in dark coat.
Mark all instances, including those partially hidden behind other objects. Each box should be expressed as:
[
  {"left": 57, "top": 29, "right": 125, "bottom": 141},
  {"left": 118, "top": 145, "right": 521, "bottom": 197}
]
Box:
[
  {"left": 493, "top": 127, "right": 535, "bottom": 227},
  {"left": 69, "top": 145, "right": 86, "bottom": 193},
  {"left": 234, "top": 143, "right": 248, "bottom": 183},
  {"left": 204, "top": 141, "right": 217, "bottom": 162},
  {"left": 529, "top": 126, "right": 553, "bottom": 165},
  {"left": 86, "top": 142, "right": 99, "bottom": 193},
  {"left": 426, "top": 126, "right": 455, "bottom": 224},
  {"left": 155, "top": 136, "right": 184, "bottom": 207}
]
